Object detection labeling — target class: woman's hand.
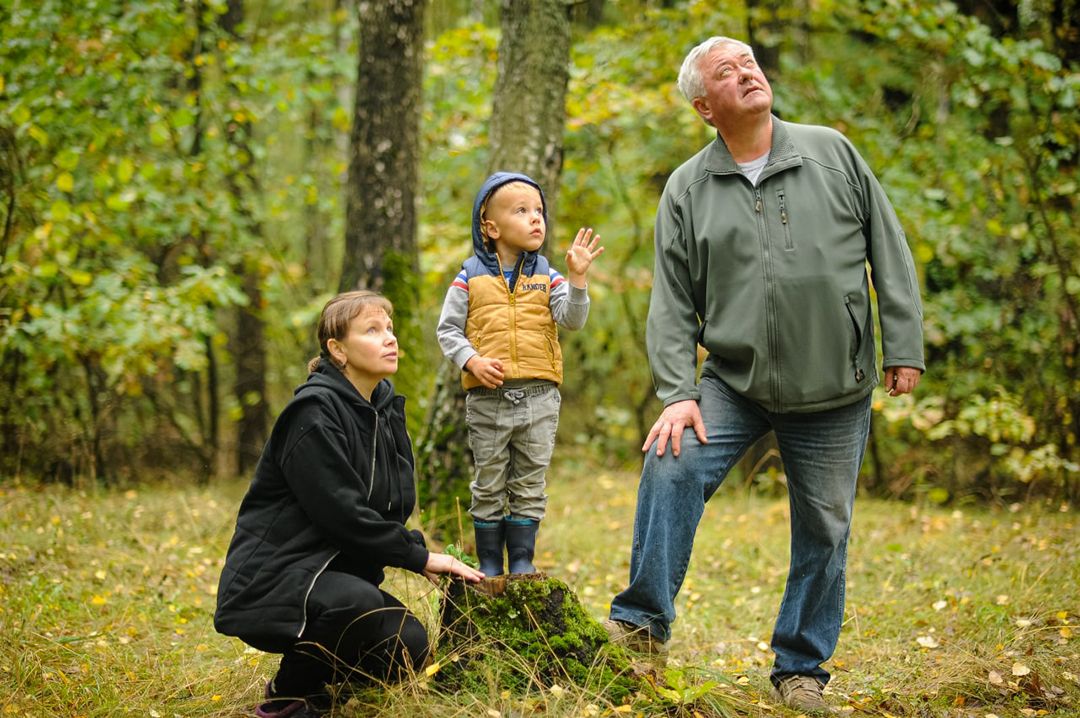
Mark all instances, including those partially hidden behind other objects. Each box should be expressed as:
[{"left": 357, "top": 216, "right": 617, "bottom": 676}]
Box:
[{"left": 423, "top": 552, "right": 485, "bottom": 585}]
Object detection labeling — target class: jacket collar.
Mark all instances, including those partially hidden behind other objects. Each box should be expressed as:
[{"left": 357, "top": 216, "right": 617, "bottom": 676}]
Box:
[
  {"left": 301, "top": 358, "right": 397, "bottom": 413},
  {"left": 703, "top": 116, "right": 803, "bottom": 179}
]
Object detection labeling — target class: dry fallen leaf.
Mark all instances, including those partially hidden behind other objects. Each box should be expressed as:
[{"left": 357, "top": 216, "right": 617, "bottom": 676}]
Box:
[
  {"left": 989, "top": 670, "right": 1004, "bottom": 685},
  {"left": 916, "top": 635, "right": 939, "bottom": 648},
  {"left": 1012, "top": 662, "right": 1031, "bottom": 677}
]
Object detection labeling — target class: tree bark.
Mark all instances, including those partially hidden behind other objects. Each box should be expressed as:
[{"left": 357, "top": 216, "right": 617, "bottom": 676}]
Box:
[
  {"left": 340, "top": 0, "right": 426, "bottom": 295},
  {"left": 746, "top": 0, "right": 783, "bottom": 78},
  {"left": 222, "top": 0, "right": 269, "bottom": 477},
  {"left": 488, "top": 0, "right": 572, "bottom": 243},
  {"left": 416, "top": 0, "right": 573, "bottom": 531}
]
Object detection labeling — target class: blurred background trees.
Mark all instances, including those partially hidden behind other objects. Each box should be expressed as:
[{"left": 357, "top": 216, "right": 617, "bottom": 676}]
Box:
[{"left": 1, "top": 0, "right": 1076, "bottom": 506}]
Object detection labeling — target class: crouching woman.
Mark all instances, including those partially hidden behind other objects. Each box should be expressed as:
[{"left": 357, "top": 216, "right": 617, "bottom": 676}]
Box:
[{"left": 215, "top": 291, "right": 484, "bottom": 717}]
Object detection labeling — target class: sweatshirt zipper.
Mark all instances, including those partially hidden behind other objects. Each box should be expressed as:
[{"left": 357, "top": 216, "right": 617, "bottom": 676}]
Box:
[
  {"left": 368, "top": 412, "right": 378, "bottom": 502},
  {"left": 297, "top": 550, "right": 338, "bottom": 638}
]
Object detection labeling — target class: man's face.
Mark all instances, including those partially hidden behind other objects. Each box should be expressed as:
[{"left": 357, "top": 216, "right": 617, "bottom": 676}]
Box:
[{"left": 691, "top": 43, "right": 773, "bottom": 129}]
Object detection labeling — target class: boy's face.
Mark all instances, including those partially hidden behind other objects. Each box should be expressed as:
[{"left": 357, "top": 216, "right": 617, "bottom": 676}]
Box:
[{"left": 482, "top": 182, "right": 545, "bottom": 262}]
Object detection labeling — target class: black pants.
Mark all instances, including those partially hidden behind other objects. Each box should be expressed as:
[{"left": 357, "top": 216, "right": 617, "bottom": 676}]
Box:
[{"left": 270, "top": 570, "right": 429, "bottom": 700}]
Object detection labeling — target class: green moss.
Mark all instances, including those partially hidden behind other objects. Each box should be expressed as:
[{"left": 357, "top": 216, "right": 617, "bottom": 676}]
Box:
[{"left": 436, "top": 575, "right": 640, "bottom": 702}]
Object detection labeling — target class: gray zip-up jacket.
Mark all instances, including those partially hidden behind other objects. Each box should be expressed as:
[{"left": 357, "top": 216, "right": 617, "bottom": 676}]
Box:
[{"left": 649, "top": 118, "right": 925, "bottom": 413}]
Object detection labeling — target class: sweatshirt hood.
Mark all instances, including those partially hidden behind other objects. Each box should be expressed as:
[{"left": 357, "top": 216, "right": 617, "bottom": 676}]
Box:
[
  {"left": 298, "top": 358, "right": 396, "bottom": 412},
  {"left": 471, "top": 171, "right": 547, "bottom": 277}
]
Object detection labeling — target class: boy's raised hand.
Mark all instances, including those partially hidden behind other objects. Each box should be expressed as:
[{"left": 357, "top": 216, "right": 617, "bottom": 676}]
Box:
[{"left": 566, "top": 227, "right": 605, "bottom": 287}]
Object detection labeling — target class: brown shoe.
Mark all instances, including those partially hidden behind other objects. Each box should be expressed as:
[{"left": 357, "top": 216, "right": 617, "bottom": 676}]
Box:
[
  {"left": 771, "top": 675, "right": 830, "bottom": 713},
  {"left": 602, "top": 619, "right": 668, "bottom": 662}
]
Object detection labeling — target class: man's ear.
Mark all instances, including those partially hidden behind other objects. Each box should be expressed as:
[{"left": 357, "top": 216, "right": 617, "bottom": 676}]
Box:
[{"left": 691, "top": 97, "right": 712, "bottom": 124}]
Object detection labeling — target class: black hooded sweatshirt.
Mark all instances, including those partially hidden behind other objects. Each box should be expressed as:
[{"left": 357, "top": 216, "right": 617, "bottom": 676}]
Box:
[{"left": 214, "top": 359, "right": 428, "bottom": 653}]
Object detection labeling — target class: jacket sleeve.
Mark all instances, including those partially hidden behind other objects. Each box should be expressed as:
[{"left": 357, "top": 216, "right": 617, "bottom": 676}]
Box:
[
  {"left": 855, "top": 150, "right": 926, "bottom": 373},
  {"left": 548, "top": 268, "right": 590, "bottom": 329},
  {"left": 647, "top": 185, "right": 703, "bottom": 405},
  {"left": 435, "top": 269, "right": 478, "bottom": 370},
  {"left": 278, "top": 404, "right": 429, "bottom": 574}
]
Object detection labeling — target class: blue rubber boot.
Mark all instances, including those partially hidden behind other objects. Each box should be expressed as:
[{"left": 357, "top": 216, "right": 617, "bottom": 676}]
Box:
[
  {"left": 473, "top": 519, "right": 505, "bottom": 577},
  {"left": 505, "top": 517, "right": 539, "bottom": 574}
]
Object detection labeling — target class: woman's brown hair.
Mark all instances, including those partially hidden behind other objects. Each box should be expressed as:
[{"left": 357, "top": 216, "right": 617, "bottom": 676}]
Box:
[{"left": 307, "top": 291, "right": 394, "bottom": 373}]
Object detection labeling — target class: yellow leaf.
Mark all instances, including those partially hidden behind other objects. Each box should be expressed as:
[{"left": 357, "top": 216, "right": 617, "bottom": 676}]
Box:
[
  {"left": 613, "top": 707, "right": 633, "bottom": 714},
  {"left": 988, "top": 670, "right": 1004, "bottom": 685},
  {"left": 1060, "top": 626, "right": 1073, "bottom": 639},
  {"left": 69, "top": 270, "right": 93, "bottom": 286},
  {"left": 424, "top": 661, "right": 440, "bottom": 677},
  {"left": 1012, "top": 662, "right": 1031, "bottom": 677},
  {"left": 56, "top": 172, "right": 74, "bottom": 192},
  {"left": 90, "top": 595, "right": 107, "bottom": 605},
  {"left": 211, "top": 695, "right": 221, "bottom": 702}
]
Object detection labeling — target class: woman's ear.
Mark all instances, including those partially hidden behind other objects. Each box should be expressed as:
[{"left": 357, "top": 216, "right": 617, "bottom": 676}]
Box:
[{"left": 326, "top": 338, "right": 346, "bottom": 368}]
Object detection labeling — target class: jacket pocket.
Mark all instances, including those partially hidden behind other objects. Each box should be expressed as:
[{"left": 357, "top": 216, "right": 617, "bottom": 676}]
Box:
[
  {"left": 776, "top": 188, "right": 793, "bottom": 250},
  {"left": 844, "top": 294, "right": 867, "bottom": 383}
]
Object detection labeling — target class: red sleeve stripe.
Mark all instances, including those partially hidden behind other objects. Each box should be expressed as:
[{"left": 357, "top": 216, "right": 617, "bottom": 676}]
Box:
[
  {"left": 550, "top": 276, "right": 566, "bottom": 288},
  {"left": 451, "top": 279, "right": 468, "bottom": 291}
]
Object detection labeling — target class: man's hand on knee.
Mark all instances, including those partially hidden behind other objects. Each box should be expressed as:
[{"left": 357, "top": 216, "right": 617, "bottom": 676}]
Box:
[{"left": 643, "top": 400, "right": 708, "bottom": 457}]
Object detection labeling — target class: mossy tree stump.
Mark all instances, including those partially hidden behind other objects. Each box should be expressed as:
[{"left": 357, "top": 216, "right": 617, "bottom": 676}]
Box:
[{"left": 436, "top": 574, "right": 642, "bottom": 702}]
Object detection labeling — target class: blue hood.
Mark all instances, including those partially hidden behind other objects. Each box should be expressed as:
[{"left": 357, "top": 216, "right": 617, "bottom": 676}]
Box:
[{"left": 471, "top": 171, "right": 548, "bottom": 277}]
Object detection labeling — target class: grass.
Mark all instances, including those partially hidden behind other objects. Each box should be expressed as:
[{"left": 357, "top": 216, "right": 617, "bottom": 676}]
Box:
[{"left": 1, "top": 453, "right": 1077, "bottom": 717}]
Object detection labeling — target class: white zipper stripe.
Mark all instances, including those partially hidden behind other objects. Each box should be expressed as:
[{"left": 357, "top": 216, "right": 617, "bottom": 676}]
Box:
[{"left": 297, "top": 550, "right": 338, "bottom": 638}]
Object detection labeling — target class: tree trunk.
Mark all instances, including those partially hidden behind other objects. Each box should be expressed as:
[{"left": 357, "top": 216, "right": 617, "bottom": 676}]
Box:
[
  {"left": 438, "top": 575, "right": 642, "bottom": 699},
  {"left": 222, "top": 0, "right": 269, "bottom": 477},
  {"left": 488, "top": 0, "right": 571, "bottom": 243},
  {"left": 746, "top": 0, "right": 783, "bottom": 78},
  {"left": 340, "top": 0, "right": 426, "bottom": 295},
  {"left": 416, "top": 0, "right": 572, "bottom": 532},
  {"left": 340, "top": 0, "right": 427, "bottom": 406}
]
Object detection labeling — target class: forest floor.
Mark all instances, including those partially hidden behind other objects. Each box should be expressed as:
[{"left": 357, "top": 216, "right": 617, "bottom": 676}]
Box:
[{"left": 1, "top": 452, "right": 1077, "bottom": 717}]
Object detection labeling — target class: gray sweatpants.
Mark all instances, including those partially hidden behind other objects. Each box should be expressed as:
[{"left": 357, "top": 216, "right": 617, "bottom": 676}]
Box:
[{"left": 465, "top": 380, "right": 560, "bottom": 522}]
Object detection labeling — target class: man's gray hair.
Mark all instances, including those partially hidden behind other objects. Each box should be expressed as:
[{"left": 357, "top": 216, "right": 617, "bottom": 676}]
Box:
[{"left": 677, "top": 36, "right": 755, "bottom": 102}]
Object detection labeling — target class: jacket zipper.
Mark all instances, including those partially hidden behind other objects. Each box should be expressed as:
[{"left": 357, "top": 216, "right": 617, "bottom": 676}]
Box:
[
  {"left": 777, "top": 189, "right": 792, "bottom": 250},
  {"left": 754, "top": 187, "right": 782, "bottom": 411},
  {"left": 297, "top": 550, "right": 338, "bottom": 638}
]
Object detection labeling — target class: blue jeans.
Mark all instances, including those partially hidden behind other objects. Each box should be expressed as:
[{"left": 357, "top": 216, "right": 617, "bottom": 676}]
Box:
[{"left": 609, "top": 376, "right": 872, "bottom": 684}]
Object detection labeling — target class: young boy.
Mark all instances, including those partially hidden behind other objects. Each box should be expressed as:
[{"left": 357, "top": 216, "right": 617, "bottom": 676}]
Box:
[{"left": 436, "top": 171, "right": 604, "bottom": 576}]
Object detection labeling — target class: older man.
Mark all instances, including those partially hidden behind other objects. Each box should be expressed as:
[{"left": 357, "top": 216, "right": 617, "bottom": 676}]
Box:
[{"left": 605, "top": 36, "right": 925, "bottom": 713}]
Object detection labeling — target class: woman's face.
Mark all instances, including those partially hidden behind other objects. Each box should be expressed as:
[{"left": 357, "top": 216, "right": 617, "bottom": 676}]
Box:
[{"left": 330, "top": 306, "right": 398, "bottom": 383}]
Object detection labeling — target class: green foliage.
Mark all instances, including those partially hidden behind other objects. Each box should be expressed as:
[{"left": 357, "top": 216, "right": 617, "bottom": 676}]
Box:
[{"left": 2, "top": 0, "right": 1077, "bottom": 501}]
